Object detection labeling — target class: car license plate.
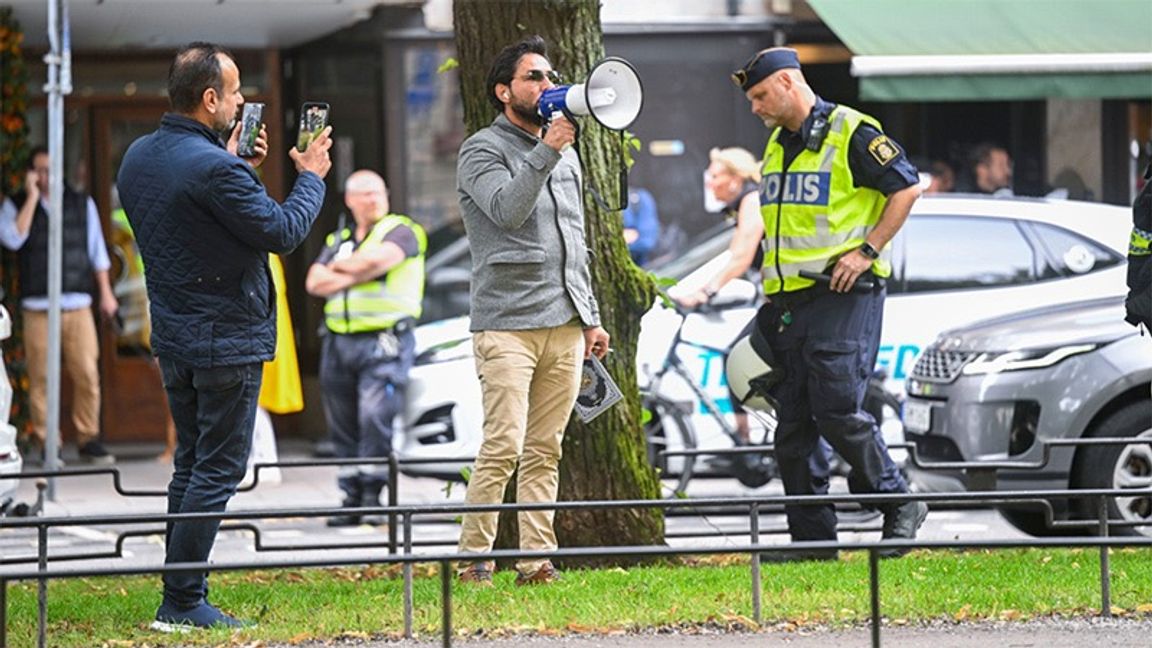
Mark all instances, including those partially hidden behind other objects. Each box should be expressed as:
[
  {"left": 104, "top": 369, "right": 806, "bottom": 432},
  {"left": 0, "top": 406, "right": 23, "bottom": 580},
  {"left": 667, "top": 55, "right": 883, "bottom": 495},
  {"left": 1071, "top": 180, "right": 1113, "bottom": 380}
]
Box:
[{"left": 903, "top": 400, "right": 932, "bottom": 433}]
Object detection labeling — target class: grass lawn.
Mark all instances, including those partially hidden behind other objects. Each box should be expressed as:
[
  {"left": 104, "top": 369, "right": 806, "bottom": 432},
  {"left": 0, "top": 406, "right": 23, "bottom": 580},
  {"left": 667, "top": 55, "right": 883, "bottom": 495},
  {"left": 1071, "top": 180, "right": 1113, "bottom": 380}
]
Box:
[{"left": 5, "top": 548, "right": 1152, "bottom": 646}]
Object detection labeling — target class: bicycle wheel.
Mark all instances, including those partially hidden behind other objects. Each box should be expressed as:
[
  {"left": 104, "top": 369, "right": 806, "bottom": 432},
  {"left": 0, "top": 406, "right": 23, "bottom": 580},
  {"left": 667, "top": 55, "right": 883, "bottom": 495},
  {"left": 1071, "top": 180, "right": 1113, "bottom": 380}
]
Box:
[{"left": 642, "top": 394, "right": 697, "bottom": 496}]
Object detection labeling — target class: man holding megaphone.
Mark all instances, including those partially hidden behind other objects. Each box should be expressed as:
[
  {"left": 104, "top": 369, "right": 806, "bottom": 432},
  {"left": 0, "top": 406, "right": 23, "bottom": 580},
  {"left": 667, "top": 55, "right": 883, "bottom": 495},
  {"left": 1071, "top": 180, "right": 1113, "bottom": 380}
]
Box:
[{"left": 455, "top": 35, "right": 610, "bottom": 587}]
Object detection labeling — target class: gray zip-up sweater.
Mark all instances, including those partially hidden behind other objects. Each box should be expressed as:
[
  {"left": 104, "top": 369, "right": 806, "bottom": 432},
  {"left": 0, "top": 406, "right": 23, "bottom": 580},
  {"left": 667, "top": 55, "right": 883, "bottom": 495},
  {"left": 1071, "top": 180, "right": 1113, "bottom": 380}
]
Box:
[{"left": 457, "top": 114, "right": 600, "bottom": 332}]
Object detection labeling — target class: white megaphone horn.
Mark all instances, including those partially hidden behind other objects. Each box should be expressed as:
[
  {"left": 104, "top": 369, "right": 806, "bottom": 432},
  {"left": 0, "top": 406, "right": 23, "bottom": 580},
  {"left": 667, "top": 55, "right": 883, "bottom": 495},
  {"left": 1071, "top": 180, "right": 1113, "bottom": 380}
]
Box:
[{"left": 538, "top": 57, "right": 643, "bottom": 130}]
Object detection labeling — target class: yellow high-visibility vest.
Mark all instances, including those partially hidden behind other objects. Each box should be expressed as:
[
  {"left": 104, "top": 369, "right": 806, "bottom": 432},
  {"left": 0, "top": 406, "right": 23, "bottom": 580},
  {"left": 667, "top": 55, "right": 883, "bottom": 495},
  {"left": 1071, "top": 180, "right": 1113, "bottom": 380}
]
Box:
[
  {"left": 760, "top": 105, "right": 891, "bottom": 294},
  {"left": 324, "top": 214, "right": 426, "bottom": 334}
]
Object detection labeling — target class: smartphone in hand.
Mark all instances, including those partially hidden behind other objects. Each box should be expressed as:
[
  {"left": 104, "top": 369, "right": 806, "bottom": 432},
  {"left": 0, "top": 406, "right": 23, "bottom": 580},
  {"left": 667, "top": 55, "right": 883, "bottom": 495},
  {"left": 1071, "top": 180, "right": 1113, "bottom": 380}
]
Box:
[
  {"left": 296, "top": 101, "right": 330, "bottom": 152},
  {"left": 236, "top": 102, "right": 264, "bottom": 158}
]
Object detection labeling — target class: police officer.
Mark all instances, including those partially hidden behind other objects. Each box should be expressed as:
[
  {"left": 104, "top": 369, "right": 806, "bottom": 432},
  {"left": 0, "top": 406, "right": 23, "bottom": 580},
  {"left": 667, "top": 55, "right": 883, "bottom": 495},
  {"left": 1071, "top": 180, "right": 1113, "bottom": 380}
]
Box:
[
  {"left": 732, "top": 47, "right": 927, "bottom": 559},
  {"left": 1124, "top": 163, "right": 1151, "bottom": 332},
  {"left": 305, "top": 170, "right": 426, "bottom": 526}
]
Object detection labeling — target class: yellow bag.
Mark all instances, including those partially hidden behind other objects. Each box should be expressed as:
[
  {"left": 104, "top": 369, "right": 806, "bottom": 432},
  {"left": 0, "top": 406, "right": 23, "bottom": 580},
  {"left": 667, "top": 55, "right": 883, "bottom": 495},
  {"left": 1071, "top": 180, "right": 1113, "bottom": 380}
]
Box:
[{"left": 259, "top": 254, "right": 304, "bottom": 414}]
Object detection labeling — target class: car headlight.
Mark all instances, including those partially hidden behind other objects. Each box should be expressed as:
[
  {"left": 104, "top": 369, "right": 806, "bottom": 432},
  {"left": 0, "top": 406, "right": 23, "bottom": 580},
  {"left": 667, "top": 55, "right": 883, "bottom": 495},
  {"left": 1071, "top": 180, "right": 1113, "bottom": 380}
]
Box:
[
  {"left": 414, "top": 337, "right": 473, "bottom": 366},
  {"left": 960, "top": 344, "right": 1098, "bottom": 376}
]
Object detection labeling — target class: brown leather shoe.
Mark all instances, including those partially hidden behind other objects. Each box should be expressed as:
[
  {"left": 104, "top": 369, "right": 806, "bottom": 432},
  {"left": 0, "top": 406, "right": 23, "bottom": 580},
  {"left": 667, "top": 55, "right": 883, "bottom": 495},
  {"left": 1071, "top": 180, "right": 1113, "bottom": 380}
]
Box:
[
  {"left": 514, "top": 561, "right": 560, "bottom": 586},
  {"left": 458, "top": 561, "right": 494, "bottom": 585}
]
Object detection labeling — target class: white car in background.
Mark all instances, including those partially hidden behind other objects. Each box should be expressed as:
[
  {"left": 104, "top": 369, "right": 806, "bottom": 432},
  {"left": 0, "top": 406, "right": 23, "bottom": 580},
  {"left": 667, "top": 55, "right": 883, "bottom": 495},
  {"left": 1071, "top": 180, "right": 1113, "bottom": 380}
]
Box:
[
  {"left": 398, "top": 196, "right": 1132, "bottom": 481},
  {"left": 0, "top": 304, "right": 23, "bottom": 513}
]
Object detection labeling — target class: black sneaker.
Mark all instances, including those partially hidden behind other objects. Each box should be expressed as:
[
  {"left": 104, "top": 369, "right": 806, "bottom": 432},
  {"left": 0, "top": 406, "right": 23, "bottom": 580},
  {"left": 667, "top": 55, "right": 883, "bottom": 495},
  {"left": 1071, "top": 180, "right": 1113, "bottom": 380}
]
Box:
[
  {"left": 78, "top": 441, "right": 115, "bottom": 465},
  {"left": 151, "top": 601, "right": 253, "bottom": 633},
  {"left": 880, "top": 500, "right": 928, "bottom": 558}
]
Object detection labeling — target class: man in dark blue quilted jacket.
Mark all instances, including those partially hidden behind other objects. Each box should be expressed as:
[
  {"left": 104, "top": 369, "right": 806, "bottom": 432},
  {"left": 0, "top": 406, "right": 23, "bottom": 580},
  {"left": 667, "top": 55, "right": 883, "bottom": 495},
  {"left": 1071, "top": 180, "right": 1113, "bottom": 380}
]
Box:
[{"left": 118, "top": 41, "right": 331, "bottom": 631}]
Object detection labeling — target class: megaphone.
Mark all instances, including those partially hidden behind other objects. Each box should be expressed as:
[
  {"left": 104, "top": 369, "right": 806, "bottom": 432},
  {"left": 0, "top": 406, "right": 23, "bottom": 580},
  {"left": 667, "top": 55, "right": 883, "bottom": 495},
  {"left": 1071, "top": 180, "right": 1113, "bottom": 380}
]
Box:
[{"left": 538, "top": 57, "right": 643, "bottom": 130}]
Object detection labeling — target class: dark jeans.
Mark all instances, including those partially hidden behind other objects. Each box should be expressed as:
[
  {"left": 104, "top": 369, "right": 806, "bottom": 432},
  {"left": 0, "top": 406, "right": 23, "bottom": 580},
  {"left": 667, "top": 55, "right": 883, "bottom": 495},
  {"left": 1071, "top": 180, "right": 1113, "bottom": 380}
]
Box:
[
  {"left": 158, "top": 358, "right": 262, "bottom": 609},
  {"left": 320, "top": 329, "right": 414, "bottom": 503},
  {"left": 758, "top": 287, "right": 907, "bottom": 541}
]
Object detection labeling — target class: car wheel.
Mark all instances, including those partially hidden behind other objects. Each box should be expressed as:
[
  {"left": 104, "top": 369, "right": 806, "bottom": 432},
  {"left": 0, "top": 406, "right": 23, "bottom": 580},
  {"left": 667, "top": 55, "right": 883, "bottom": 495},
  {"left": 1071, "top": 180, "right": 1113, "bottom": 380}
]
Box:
[
  {"left": 1071, "top": 401, "right": 1152, "bottom": 537},
  {"left": 642, "top": 395, "right": 696, "bottom": 496}
]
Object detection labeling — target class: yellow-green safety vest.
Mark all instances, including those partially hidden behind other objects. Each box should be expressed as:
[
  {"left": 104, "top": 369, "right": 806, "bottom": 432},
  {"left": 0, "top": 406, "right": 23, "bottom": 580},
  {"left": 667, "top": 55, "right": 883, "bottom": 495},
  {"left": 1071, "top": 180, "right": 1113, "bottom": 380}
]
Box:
[
  {"left": 324, "top": 214, "right": 426, "bottom": 334},
  {"left": 759, "top": 105, "right": 892, "bottom": 294},
  {"left": 1130, "top": 226, "right": 1151, "bottom": 257}
]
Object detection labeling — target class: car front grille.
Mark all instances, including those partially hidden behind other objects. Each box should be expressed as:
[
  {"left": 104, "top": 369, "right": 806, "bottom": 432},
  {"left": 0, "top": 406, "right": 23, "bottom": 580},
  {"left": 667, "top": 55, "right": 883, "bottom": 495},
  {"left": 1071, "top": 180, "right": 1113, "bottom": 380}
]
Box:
[{"left": 910, "top": 349, "right": 977, "bottom": 383}]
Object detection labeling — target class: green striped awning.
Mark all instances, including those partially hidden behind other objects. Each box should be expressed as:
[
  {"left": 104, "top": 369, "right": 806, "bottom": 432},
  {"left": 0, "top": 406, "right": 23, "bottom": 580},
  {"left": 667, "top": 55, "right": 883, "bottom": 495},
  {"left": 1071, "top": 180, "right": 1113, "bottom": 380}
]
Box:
[{"left": 807, "top": 0, "right": 1152, "bottom": 101}]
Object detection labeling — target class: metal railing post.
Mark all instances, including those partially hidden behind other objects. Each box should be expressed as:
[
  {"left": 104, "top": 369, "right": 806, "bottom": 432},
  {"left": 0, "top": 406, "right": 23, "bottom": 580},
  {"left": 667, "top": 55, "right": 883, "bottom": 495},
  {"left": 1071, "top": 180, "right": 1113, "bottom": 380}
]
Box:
[
  {"left": 403, "top": 512, "right": 414, "bottom": 639},
  {"left": 1, "top": 577, "right": 8, "bottom": 648},
  {"left": 441, "top": 559, "right": 453, "bottom": 648},
  {"left": 38, "top": 522, "right": 48, "bottom": 648},
  {"left": 869, "top": 548, "right": 881, "bottom": 648},
  {"left": 750, "top": 502, "right": 762, "bottom": 624},
  {"left": 1097, "top": 496, "right": 1112, "bottom": 618},
  {"left": 388, "top": 454, "right": 399, "bottom": 554}
]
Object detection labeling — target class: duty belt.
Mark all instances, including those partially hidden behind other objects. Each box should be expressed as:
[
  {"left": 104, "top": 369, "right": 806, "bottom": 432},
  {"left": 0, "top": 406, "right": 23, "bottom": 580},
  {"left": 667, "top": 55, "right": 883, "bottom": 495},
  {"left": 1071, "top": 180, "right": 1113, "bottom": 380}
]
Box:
[
  {"left": 325, "top": 317, "right": 415, "bottom": 338},
  {"left": 766, "top": 273, "right": 884, "bottom": 311},
  {"left": 766, "top": 287, "right": 820, "bottom": 311}
]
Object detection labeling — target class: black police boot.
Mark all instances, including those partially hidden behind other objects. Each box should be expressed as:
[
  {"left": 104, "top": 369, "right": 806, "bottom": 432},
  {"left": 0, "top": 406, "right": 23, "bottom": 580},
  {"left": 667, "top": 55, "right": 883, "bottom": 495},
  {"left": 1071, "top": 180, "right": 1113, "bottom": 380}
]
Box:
[
  {"left": 359, "top": 484, "right": 387, "bottom": 527},
  {"left": 879, "top": 500, "right": 929, "bottom": 558},
  {"left": 326, "top": 491, "right": 363, "bottom": 528}
]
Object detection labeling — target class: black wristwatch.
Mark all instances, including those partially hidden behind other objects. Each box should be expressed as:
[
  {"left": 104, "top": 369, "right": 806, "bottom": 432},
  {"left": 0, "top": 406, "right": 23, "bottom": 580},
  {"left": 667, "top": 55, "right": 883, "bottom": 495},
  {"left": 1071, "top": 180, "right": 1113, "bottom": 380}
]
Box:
[{"left": 859, "top": 241, "right": 881, "bottom": 260}]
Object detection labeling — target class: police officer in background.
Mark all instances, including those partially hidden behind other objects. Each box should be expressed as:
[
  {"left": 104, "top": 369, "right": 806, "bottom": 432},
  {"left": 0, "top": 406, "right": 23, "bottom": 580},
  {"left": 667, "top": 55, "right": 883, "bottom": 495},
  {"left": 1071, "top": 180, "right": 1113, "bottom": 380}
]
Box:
[
  {"left": 305, "top": 170, "right": 426, "bottom": 526},
  {"left": 732, "top": 47, "right": 927, "bottom": 559},
  {"left": 1124, "top": 163, "right": 1151, "bottom": 332}
]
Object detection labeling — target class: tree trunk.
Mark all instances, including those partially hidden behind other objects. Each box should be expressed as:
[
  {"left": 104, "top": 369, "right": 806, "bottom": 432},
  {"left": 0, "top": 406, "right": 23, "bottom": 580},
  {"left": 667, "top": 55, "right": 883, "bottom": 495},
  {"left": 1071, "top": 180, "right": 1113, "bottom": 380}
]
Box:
[{"left": 454, "top": 0, "right": 664, "bottom": 566}]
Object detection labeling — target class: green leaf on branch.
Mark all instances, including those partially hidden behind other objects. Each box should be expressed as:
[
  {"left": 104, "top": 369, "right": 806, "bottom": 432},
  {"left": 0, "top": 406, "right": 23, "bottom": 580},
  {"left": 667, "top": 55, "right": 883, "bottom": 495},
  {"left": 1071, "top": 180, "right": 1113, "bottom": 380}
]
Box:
[
  {"left": 438, "top": 57, "right": 460, "bottom": 73},
  {"left": 621, "top": 130, "right": 642, "bottom": 170}
]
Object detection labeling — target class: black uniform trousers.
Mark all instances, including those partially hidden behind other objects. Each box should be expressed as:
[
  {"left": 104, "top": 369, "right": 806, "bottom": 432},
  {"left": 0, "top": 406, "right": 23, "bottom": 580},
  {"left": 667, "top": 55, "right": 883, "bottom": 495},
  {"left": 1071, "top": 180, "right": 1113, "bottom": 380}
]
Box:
[
  {"left": 757, "top": 284, "right": 908, "bottom": 541},
  {"left": 319, "top": 327, "right": 415, "bottom": 504}
]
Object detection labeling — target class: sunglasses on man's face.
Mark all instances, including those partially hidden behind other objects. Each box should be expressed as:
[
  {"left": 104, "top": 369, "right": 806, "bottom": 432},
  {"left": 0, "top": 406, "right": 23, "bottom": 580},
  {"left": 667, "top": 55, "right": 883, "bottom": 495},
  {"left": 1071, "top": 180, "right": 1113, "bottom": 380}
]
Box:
[{"left": 521, "top": 69, "right": 563, "bottom": 84}]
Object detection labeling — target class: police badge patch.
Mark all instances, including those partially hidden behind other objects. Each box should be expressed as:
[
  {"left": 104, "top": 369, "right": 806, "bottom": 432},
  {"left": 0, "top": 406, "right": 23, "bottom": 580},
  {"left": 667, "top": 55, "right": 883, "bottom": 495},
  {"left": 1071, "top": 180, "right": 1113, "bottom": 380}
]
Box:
[{"left": 867, "top": 135, "right": 899, "bottom": 166}]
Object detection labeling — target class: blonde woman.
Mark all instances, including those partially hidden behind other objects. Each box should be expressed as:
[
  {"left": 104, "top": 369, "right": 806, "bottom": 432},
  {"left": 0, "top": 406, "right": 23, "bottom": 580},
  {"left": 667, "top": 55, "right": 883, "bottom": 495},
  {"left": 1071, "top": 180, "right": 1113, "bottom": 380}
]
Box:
[{"left": 677, "top": 147, "right": 763, "bottom": 308}]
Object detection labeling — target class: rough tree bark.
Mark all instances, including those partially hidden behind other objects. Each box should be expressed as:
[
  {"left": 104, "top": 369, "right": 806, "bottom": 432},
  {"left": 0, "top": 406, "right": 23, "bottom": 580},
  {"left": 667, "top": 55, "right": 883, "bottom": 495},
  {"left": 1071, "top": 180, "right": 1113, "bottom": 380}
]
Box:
[{"left": 454, "top": 0, "right": 664, "bottom": 565}]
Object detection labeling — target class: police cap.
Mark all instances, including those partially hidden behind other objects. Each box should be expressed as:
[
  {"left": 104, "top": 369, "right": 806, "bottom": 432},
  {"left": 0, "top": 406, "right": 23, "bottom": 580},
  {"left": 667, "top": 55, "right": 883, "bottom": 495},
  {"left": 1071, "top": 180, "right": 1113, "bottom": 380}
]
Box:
[{"left": 731, "top": 47, "right": 801, "bottom": 92}]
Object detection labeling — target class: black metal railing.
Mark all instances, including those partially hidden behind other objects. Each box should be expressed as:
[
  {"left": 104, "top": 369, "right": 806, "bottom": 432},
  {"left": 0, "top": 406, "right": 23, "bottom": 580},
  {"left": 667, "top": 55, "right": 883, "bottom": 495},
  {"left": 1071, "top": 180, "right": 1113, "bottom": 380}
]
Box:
[
  {"left": 2, "top": 435, "right": 1152, "bottom": 648},
  {"left": 3, "top": 484, "right": 1152, "bottom": 648}
]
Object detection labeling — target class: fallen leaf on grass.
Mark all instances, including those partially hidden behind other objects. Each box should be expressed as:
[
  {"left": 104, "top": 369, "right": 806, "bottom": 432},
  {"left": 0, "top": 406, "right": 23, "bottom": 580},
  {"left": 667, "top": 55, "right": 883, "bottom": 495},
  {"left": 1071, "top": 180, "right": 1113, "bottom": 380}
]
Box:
[
  {"left": 721, "top": 613, "right": 760, "bottom": 630},
  {"left": 1135, "top": 604, "right": 1152, "bottom": 614},
  {"left": 954, "top": 604, "right": 972, "bottom": 621},
  {"left": 999, "top": 609, "right": 1022, "bottom": 621}
]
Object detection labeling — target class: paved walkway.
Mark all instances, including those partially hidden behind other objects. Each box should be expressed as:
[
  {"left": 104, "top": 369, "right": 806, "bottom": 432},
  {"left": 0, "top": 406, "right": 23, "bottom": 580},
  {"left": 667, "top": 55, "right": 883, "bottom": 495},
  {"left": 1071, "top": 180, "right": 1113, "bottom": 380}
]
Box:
[{"left": 271, "top": 617, "right": 1152, "bottom": 647}]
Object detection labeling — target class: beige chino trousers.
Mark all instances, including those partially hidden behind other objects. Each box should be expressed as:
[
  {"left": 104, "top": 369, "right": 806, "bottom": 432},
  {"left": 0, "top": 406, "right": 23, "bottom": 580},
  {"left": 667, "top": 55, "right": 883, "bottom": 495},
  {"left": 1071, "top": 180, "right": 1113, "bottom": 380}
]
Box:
[
  {"left": 457, "top": 322, "right": 584, "bottom": 573},
  {"left": 24, "top": 308, "right": 102, "bottom": 447}
]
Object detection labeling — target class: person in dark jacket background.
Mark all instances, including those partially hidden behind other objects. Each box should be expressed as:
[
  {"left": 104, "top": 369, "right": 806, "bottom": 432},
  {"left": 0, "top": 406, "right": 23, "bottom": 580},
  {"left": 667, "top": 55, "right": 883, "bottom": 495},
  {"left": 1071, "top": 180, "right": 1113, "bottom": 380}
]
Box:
[
  {"left": 118, "top": 41, "right": 332, "bottom": 631},
  {"left": 0, "top": 146, "right": 119, "bottom": 465},
  {"left": 1125, "top": 164, "right": 1151, "bottom": 332}
]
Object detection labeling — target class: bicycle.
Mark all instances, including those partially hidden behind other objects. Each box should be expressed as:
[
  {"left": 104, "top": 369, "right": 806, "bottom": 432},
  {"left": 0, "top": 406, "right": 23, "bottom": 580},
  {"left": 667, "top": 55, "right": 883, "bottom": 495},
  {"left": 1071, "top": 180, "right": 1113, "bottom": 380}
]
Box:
[
  {"left": 640, "top": 281, "right": 772, "bottom": 496},
  {"left": 640, "top": 280, "right": 906, "bottom": 497}
]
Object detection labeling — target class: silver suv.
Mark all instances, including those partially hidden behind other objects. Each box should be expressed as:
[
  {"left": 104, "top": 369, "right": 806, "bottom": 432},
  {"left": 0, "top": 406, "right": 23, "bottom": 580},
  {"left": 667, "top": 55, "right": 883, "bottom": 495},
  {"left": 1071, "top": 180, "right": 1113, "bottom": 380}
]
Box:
[{"left": 903, "top": 296, "right": 1152, "bottom": 537}]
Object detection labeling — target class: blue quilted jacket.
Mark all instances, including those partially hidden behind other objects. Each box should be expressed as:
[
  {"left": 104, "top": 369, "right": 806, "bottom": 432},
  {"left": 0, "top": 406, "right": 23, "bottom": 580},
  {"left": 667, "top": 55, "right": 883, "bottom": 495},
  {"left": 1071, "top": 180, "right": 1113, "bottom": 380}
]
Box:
[{"left": 117, "top": 113, "right": 326, "bottom": 367}]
